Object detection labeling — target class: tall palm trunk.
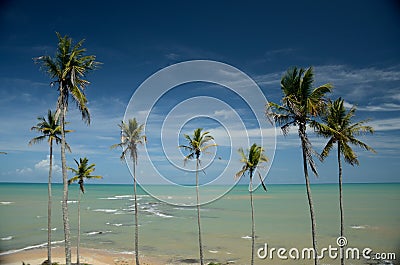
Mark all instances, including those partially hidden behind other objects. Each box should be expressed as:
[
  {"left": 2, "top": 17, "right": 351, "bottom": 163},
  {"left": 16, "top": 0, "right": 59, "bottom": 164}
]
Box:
[
  {"left": 249, "top": 172, "right": 255, "bottom": 265},
  {"left": 299, "top": 125, "right": 318, "bottom": 265},
  {"left": 338, "top": 142, "right": 345, "bottom": 265},
  {"left": 60, "top": 91, "right": 71, "bottom": 265},
  {"left": 133, "top": 162, "right": 140, "bottom": 265},
  {"left": 77, "top": 189, "right": 82, "bottom": 265},
  {"left": 196, "top": 157, "right": 204, "bottom": 265},
  {"left": 47, "top": 141, "right": 53, "bottom": 265}
]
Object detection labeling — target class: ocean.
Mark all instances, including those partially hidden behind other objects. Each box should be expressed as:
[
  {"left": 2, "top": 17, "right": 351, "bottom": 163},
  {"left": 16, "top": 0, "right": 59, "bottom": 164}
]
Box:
[{"left": 0, "top": 183, "right": 399, "bottom": 265}]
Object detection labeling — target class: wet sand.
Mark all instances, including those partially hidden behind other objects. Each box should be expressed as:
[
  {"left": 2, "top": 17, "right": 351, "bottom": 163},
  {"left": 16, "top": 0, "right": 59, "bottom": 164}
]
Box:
[{"left": 0, "top": 247, "right": 163, "bottom": 265}]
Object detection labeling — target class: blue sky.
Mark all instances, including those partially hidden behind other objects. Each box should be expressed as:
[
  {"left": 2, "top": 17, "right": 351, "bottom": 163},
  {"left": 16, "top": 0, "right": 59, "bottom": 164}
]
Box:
[{"left": 0, "top": 0, "right": 399, "bottom": 185}]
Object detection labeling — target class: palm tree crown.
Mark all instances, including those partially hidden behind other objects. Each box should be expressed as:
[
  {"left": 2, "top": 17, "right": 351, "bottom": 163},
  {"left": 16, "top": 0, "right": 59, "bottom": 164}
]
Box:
[
  {"left": 68, "top": 157, "right": 102, "bottom": 192},
  {"left": 29, "top": 109, "right": 71, "bottom": 150},
  {"left": 179, "top": 128, "right": 216, "bottom": 163},
  {"left": 315, "top": 98, "right": 376, "bottom": 164},
  {"left": 35, "top": 32, "right": 100, "bottom": 124},
  {"left": 111, "top": 118, "right": 147, "bottom": 164},
  {"left": 267, "top": 66, "right": 333, "bottom": 175},
  {"left": 235, "top": 143, "right": 268, "bottom": 191}
]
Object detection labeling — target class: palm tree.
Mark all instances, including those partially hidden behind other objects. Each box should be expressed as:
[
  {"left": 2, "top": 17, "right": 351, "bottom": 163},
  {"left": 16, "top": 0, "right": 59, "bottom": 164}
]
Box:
[
  {"left": 68, "top": 157, "right": 102, "bottom": 265},
  {"left": 179, "top": 128, "right": 216, "bottom": 265},
  {"left": 235, "top": 143, "right": 268, "bottom": 265},
  {"left": 313, "top": 98, "right": 375, "bottom": 265},
  {"left": 29, "top": 110, "right": 71, "bottom": 265},
  {"left": 111, "top": 118, "right": 146, "bottom": 265},
  {"left": 266, "top": 66, "right": 332, "bottom": 265},
  {"left": 35, "top": 32, "right": 99, "bottom": 265}
]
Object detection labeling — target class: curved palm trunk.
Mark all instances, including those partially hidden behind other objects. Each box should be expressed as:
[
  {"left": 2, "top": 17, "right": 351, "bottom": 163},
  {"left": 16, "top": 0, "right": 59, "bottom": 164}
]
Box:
[
  {"left": 249, "top": 172, "right": 255, "bottom": 265},
  {"left": 299, "top": 126, "right": 318, "bottom": 265},
  {"left": 133, "top": 162, "right": 140, "bottom": 265},
  {"left": 60, "top": 96, "right": 71, "bottom": 265},
  {"left": 338, "top": 142, "right": 345, "bottom": 265},
  {"left": 77, "top": 189, "right": 82, "bottom": 265},
  {"left": 47, "top": 141, "right": 53, "bottom": 265},
  {"left": 196, "top": 158, "right": 204, "bottom": 265}
]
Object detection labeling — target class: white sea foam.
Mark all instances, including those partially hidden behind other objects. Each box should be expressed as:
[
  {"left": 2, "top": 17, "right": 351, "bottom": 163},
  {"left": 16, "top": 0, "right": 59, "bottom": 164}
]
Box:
[
  {"left": 59, "top": 200, "right": 78, "bottom": 204},
  {"left": 119, "top": 250, "right": 135, "bottom": 255},
  {"left": 85, "top": 230, "right": 112, "bottom": 236},
  {"left": 1, "top": 236, "right": 13, "bottom": 241},
  {"left": 41, "top": 228, "right": 57, "bottom": 231},
  {"left": 93, "top": 209, "right": 118, "bottom": 213},
  {"left": 143, "top": 208, "right": 173, "bottom": 218},
  {"left": 106, "top": 223, "right": 123, "bottom": 227},
  {"left": 350, "top": 225, "right": 368, "bottom": 229},
  {"left": 115, "top": 195, "right": 134, "bottom": 198},
  {"left": 0, "top": 240, "right": 64, "bottom": 256},
  {"left": 0, "top": 201, "right": 14, "bottom": 205}
]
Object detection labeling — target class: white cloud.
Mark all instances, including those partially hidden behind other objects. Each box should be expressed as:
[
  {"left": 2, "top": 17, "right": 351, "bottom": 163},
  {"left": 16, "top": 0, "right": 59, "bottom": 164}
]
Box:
[{"left": 34, "top": 155, "right": 61, "bottom": 173}]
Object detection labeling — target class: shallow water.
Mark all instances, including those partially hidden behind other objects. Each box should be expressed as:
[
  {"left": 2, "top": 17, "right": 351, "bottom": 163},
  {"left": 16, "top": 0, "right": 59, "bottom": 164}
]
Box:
[{"left": 0, "top": 183, "right": 399, "bottom": 264}]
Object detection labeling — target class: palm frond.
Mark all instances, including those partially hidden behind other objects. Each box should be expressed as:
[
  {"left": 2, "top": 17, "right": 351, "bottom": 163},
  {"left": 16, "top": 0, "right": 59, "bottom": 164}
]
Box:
[
  {"left": 234, "top": 166, "right": 247, "bottom": 180},
  {"left": 341, "top": 142, "right": 359, "bottom": 166},
  {"left": 299, "top": 129, "right": 319, "bottom": 176},
  {"left": 201, "top": 143, "right": 217, "bottom": 152},
  {"left": 28, "top": 135, "right": 46, "bottom": 145},
  {"left": 321, "top": 137, "right": 335, "bottom": 161},
  {"left": 257, "top": 171, "right": 267, "bottom": 191}
]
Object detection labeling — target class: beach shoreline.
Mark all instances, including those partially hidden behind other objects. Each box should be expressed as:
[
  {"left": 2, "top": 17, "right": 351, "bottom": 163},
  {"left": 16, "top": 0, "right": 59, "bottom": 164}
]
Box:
[{"left": 0, "top": 247, "right": 164, "bottom": 265}]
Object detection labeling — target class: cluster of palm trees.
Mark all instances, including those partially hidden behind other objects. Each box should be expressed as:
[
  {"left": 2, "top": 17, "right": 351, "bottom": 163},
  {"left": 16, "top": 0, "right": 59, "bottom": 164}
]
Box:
[
  {"left": 31, "top": 32, "right": 101, "bottom": 265},
  {"left": 267, "top": 67, "right": 375, "bottom": 265},
  {"left": 31, "top": 32, "right": 375, "bottom": 265}
]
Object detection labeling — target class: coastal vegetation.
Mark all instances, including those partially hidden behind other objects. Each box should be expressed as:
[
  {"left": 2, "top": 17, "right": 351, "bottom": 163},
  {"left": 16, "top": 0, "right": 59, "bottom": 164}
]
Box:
[
  {"left": 34, "top": 32, "right": 100, "bottom": 265},
  {"left": 266, "top": 66, "right": 333, "bottom": 265},
  {"left": 29, "top": 110, "right": 71, "bottom": 265},
  {"left": 235, "top": 143, "right": 268, "bottom": 265},
  {"left": 111, "top": 118, "right": 146, "bottom": 265},
  {"left": 312, "top": 98, "right": 376, "bottom": 265},
  {"left": 179, "top": 128, "right": 217, "bottom": 265},
  {"left": 68, "top": 157, "right": 102, "bottom": 265},
  {"left": 26, "top": 33, "right": 377, "bottom": 265}
]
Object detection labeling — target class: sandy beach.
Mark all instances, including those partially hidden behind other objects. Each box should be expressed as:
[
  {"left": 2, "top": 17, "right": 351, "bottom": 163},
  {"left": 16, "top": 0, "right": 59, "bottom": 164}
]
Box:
[{"left": 0, "top": 247, "right": 163, "bottom": 265}]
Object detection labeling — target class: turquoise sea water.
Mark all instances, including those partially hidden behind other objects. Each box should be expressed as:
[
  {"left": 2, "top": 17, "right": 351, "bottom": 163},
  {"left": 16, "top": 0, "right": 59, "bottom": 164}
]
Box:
[{"left": 0, "top": 183, "right": 399, "bottom": 264}]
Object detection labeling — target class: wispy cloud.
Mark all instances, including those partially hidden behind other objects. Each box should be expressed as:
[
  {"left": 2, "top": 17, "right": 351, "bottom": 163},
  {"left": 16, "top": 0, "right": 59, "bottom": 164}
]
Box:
[{"left": 368, "top": 118, "right": 400, "bottom": 131}]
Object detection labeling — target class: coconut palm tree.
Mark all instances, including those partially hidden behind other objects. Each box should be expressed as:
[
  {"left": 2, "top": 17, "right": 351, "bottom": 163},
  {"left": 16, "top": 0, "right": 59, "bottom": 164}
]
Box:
[
  {"left": 312, "top": 98, "right": 375, "bottom": 265},
  {"left": 235, "top": 143, "right": 268, "bottom": 265},
  {"left": 266, "top": 66, "right": 332, "bottom": 265},
  {"left": 179, "top": 128, "right": 216, "bottom": 265},
  {"left": 111, "top": 118, "right": 146, "bottom": 265},
  {"left": 68, "top": 157, "right": 102, "bottom": 265},
  {"left": 29, "top": 109, "right": 71, "bottom": 265},
  {"left": 35, "top": 32, "right": 99, "bottom": 265}
]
